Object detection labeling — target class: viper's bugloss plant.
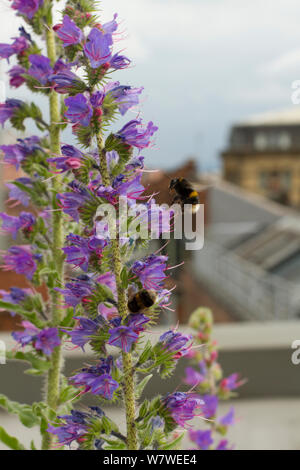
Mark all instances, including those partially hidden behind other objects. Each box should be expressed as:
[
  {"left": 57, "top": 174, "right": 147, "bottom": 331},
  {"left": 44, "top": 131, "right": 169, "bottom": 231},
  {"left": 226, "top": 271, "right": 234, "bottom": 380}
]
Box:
[
  {"left": 0, "top": 0, "right": 213, "bottom": 451},
  {"left": 185, "top": 308, "right": 245, "bottom": 450}
]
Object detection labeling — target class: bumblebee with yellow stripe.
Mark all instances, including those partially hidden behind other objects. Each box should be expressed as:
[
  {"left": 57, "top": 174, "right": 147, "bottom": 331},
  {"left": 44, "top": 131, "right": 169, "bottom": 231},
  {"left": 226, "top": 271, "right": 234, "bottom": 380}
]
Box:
[
  {"left": 169, "top": 177, "right": 200, "bottom": 213},
  {"left": 127, "top": 288, "right": 157, "bottom": 313}
]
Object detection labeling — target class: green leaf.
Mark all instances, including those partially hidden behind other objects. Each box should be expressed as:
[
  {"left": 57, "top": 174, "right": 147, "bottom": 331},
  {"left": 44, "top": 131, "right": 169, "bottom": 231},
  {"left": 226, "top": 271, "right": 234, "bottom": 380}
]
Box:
[
  {"left": 136, "top": 340, "right": 153, "bottom": 366},
  {"left": 0, "top": 394, "right": 39, "bottom": 428},
  {"left": 7, "top": 351, "right": 51, "bottom": 374},
  {"left": 161, "top": 432, "right": 185, "bottom": 450},
  {"left": 135, "top": 374, "right": 153, "bottom": 399},
  {"left": 0, "top": 300, "right": 45, "bottom": 328},
  {"left": 0, "top": 426, "right": 26, "bottom": 450}
]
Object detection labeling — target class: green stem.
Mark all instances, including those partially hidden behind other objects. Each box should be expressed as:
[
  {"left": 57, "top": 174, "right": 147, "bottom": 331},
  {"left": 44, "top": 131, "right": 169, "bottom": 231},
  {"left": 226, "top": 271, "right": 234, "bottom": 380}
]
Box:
[
  {"left": 97, "top": 134, "right": 138, "bottom": 450},
  {"left": 41, "top": 25, "right": 64, "bottom": 451}
]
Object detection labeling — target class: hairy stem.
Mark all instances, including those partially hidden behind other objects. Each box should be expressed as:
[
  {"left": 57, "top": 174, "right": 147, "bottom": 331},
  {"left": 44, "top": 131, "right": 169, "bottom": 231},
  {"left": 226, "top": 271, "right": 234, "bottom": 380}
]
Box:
[
  {"left": 41, "top": 25, "right": 64, "bottom": 451},
  {"left": 97, "top": 134, "right": 138, "bottom": 450}
]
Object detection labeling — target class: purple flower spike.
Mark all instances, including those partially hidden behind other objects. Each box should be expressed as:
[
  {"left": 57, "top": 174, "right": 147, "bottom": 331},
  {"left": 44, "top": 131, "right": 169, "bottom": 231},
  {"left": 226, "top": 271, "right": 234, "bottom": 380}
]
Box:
[
  {"left": 64, "top": 94, "right": 93, "bottom": 127},
  {"left": 11, "top": 0, "right": 42, "bottom": 19},
  {"left": 116, "top": 119, "right": 158, "bottom": 149},
  {"left": 2, "top": 245, "right": 38, "bottom": 279},
  {"left": 55, "top": 15, "right": 83, "bottom": 47},
  {"left": 83, "top": 28, "right": 112, "bottom": 69},
  {"left": 189, "top": 429, "right": 214, "bottom": 450},
  {"left": 28, "top": 54, "right": 53, "bottom": 85},
  {"left": 108, "top": 325, "right": 139, "bottom": 352}
]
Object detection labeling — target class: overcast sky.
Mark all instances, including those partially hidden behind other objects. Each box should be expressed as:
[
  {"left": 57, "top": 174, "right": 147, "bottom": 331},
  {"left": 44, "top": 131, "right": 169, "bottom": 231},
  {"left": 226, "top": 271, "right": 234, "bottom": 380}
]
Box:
[{"left": 1, "top": 0, "right": 300, "bottom": 171}]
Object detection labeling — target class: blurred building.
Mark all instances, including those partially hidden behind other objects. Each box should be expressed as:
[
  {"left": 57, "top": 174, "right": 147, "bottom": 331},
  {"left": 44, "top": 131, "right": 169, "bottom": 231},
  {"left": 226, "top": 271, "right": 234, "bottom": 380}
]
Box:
[
  {"left": 222, "top": 108, "right": 300, "bottom": 208},
  {"left": 195, "top": 177, "right": 300, "bottom": 320}
]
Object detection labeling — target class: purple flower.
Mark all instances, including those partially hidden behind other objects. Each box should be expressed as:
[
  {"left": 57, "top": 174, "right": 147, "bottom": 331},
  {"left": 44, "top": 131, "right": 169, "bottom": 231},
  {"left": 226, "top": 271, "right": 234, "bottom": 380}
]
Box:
[
  {"left": 2, "top": 245, "right": 38, "bottom": 279},
  {"left": 163, "top": 392, "right": 203, "bottom": 427},
  {"left": 0, "top": 287, "right": 31, "bottom": 316},
  {"left": 57, "top": 181, "right": 91, "bottom": 221},
  {"left": 8, "top": 65, "right": 26, "bottom": 88},
  {"left": 159, "top": 330, "right": 192, "bottom": 359},
  {"left": 48, "top": 144, "right": 84, "bottom": 173},
  {"left": 0, "top": 36, "right": 28, "bottom": 61},
  {"left": 11, "top": 0, "right": 43, "bottom": 19},
  {"left": 1, "top": 145, "right": 24, "bottom": 170},
  {"left": 131, "top": 254, "right": 168, "bottom": 290},
  {"left": 219, "top": 407, "right": 235, "bottom": 426},
  {"left": 113, "top": 173, "right": 145, "bottom": 201},
  {"left": 102, "top": 13, "right": 118, "bottom": 35},
  {"left": 55, "top": 15, "right": 83, "bottom": 47},
  {"left": 47, "top": 410, "right": 88, "bottom": 446},
  {"left": 106, "top": 83, "right": 143, "bottom": 115},
  {"left": 108, "top": 325, "right": 139, "bottom": 353},
  {"left": 12, "top": 321, "right": 60, "bottom": 355},
  {"left": 116, "top": 119, "right": 158, "bottom": 149},
  {"left": 220, "top": 373, "right": 244, "bottom": 392},
  {"left": 90, "top": 90, "right": 105, "bottom": 108},
  {"left": 35, "top": 328, "right": 61, "bottom": 355},
  {"left": 6, "top": 178, "right": 33, "bottom": 207},
  {"left": 216, "top": 439, "right": 231, "bottom": 450},
  {"left": 96, "top": 272, "right": 118, "bottom": 319},
  {"left": 189, "top": 429, "right": 214, "bottom": 450},
  {"left": 201, "top": 394, "right": 218, "bottom": 419},
  {"left": 56, "top": 274, "right": 94, "bottom": 309},
  {"left": 64, "top": 94, "right": 93, "bottom": 127},
  {"left": 127, "top": 314, "right": 150, "bottom": 333},
  {"left": 83, "top": 28, "right": 112, "bottom": 69},
  {"left": 184, "top": 367, "right": 204, "bottom": 387},
  {"left": 62, "top": 233, "right": 107, "bottom": 272},
  {"left": 0, "top": 211, "right": 35, "bottom": 239},
  {"left": 110, "top": 53, "right": 131, "bottom": 70},
  {"left": 1, "top": 137, "right": 40, "bottom": 170},
  {"left": 49, "top": 70, "right": 83, "bottom": 94},
  {"left": 28, "top": 54, "right": 53, "bottom": 85},
  {"left": 0, "top": 99, "right": 23, "bottom": 127},
  {"left": 67, "top": 316, "right": 103, "bottom": 350},
  {"left": 70, "top": 357, "right": 119, "bottom": 399}
]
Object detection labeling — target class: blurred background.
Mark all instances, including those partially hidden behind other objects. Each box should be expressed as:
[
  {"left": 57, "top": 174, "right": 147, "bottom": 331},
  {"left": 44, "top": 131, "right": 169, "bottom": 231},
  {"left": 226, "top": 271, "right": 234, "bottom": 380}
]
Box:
[{"left": 2, "top": 0, "right": 300, "bottom": 449}]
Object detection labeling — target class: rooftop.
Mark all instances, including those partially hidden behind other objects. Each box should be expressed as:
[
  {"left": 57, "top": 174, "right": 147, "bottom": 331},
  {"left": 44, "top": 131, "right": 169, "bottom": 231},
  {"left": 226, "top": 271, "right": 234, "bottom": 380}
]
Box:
[{"left": 237, "top": 107, "right": 300, "bottom": 127}]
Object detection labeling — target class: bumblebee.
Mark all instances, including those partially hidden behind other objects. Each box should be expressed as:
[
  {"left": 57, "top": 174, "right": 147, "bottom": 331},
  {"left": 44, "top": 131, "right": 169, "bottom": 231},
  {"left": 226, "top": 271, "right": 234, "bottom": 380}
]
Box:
[
  {"left": 169, "top": 177, "right": 200, "bottom": 213},
  {"left": 127, "top": 288, "right": 157, "bottom": 313}
]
